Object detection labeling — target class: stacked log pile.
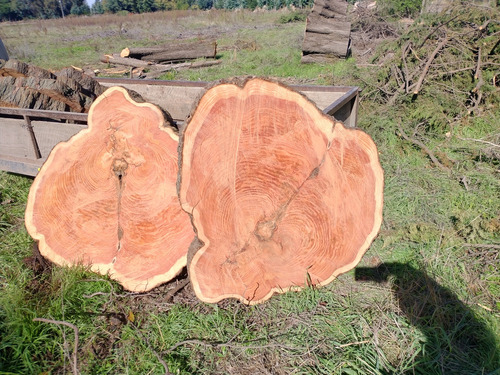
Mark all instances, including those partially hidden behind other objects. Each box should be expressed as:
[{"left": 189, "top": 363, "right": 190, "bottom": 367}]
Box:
[
  {"left": 302, "top": 0, "right": 351, "bottom": 63},
  {"left": 0, "top": 59, "right": 104, "bottom": 112},
  {"left": 102, "top": 39, "right": 221, "bottom": 79},
  {"left": 25, "top": 78, "right": 384, "bottom": 304}
]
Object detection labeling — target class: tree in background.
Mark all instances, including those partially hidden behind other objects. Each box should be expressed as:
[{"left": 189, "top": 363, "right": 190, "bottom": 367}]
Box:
[
  {"left": 1, "top": 0, "right": 316, "bottom": 20},
  {"left": 91, "top": 0, "right": 105, "bottom": 13},
  {"left": 378, "top": 0, "right": 422, "bottom": 17},
  {"left": 137, "top": 0, "right": 156, "bottom": 12}
]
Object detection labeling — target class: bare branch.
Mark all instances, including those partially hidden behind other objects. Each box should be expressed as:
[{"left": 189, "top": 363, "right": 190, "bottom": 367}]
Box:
[{"left": 413, "top": 35, "right": 449, "bottom": 96}]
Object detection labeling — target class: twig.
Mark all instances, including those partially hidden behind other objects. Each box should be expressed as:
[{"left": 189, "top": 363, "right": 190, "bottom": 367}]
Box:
[
  {"left": 471, "top": 46, "right": 485, "bottom": 114},
  {"left": 413, "top": 35, "right": 449, "bottom": 96},
  {"left": 462, "top": 243, "right": 500, "bottom": 250},
  {"left": 33, "top": 318, "right": 79, "bottom": 375},
  {"left": 418, "top": 14, "right": 459, "bottom": 49},
  {"left": 397, "top": 122, "right": 450, "bottom": 172},
  {"left": 335, "top": 340, "right": 370, "bottom": 349},
  {"left": 164, "top": 278, "right": 190, "bottom": 301},
  {"left": 477, "top": 303, "right": 494, "bottom": 312},
  {"left": 457, "top": 137, "right": 500, "bottom": 149},
  {"left": 128, "top": 321, "right": 173, "bottom": 375},
  {"left": 402, "top": 42, "right": 410, "bottom": 93},
  {"left": 164, "top": 337, "right": 296, "bottom": 355}
]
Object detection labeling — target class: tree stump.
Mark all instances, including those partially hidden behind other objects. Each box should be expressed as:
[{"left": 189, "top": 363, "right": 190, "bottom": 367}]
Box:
[
  {"left": 25, "top": 87, "right": 194, "bottom": 292},
  {"left": 179, "top": 78, "right": 384, "bottom": 304}
]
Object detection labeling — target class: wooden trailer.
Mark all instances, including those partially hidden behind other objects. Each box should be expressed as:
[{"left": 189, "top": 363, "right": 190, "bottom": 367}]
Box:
[{"left": 0, "top": 78, "right": 359, "bottom": 177}]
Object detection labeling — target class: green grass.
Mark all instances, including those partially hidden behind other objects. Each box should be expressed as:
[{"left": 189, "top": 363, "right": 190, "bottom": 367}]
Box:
[{"left": 1, "top": 7, "right": 499, "bottom": 375}]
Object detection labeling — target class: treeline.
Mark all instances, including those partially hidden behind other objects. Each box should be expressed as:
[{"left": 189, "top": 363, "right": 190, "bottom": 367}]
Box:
[
  {"left": 0, "top": 0, "right": 91, "bottom": 21},
  {"left": 0, "top": 0, "right": 313, "bottom": 21},
  {"left": 92, "top": 0, "right": 314, "bottom": 13}
]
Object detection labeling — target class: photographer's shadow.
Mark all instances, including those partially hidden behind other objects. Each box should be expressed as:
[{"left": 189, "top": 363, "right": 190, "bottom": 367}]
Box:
[{"left": 355, "top": 262, "right": 499, "bottom": 374}]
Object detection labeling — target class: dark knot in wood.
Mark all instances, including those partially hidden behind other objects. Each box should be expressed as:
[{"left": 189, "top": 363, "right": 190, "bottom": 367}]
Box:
[
  {"left": 113, "top": 158, "right": 128, "bottom": 178},
  {"left": 254, "top": 220, "right": 277, "bottom": 242}
]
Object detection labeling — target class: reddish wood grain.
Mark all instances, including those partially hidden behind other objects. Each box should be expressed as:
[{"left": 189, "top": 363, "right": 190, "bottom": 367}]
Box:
[
  {"left": 179, "top": 78, "right": 383, "bottom": 304},
  {"left": 25, "top": 87, "right": 194, "bottom": 291}
]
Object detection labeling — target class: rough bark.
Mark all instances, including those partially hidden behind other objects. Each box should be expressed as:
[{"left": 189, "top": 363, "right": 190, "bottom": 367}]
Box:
[
  {"left": 56, "top": 67, "right": 106, "bottom": 100},
  {"left": 179, "top": 78, "right": 384, "bottom": 304},
  {"left": 301, "top": 0, "right": 351, "bottom": 61},
  {"left": 0, "top": 59, "right": 55, "bottom": 79},
  {"left": 0, "top": 76, "right": 68, "bottom": 111},
  {"left": 25, "top": 87, "right": 194, "bottom": 292}
]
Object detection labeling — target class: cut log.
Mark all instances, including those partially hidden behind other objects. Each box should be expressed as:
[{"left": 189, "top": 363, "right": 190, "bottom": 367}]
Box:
[
  {"left": 301, "top": 0, "right": 351, "bottom": 61},
  {"left": 23, "top": 76, "right": 87, "bottom": 112},
  {"left": 0, "top": 59, "right": 55, "bottom": 79},
  {"left": 0, "top": 74, "right": 99, "bottom": 113},
  {"left": 179, "top": 78, "right": 384, "bottom": 304},
  {"left": 0, "top": 76, "right": 68, "bottom": 111},
  {"left": 100, "top": 54, "right": 153, "bottom": 68},
  {"left": 25, "top": 87, "right": 194, "bottom": 292},
  {"left": 121, "top": 40, "right": 217, "bottom": 63},
  {"left": 56, "top": 67, "right": 106, "bottom": 100}
]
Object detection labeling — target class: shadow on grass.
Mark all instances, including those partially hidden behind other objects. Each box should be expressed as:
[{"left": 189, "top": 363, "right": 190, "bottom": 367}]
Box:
[{"left": 355, "top": 262, "right": 499, "bottom": 375}]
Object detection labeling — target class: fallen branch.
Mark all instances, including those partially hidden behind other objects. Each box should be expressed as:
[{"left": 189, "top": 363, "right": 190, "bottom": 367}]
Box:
[
  {"left": 335, "top": 340, "right": 370, "bottom": 349},
  {"left": 413, "top": 35, "right": 449, "bottom": 96},
  {"left": 462, "top": 243, "right": 500, "bottom": 250},
  {"left": 164, "top": 278, "right": 190, "bottom": 301},
  {"left": 398, "top": 122, "right": 450, "bottom": 172},
  {"left": 418, "top": 14, "right": 459, "bottom": 49},
  {"left": 33, "top": 318, "right": 79, "bottom": 375},
  {"left": 144, "top": 60, "right": 221, "bottom": 79},
  {"left": 457, "top": 137, "right": 500, "bottom": 149},
  {"left": 471, "top": 46, "right": 484, "bottom": 114}
]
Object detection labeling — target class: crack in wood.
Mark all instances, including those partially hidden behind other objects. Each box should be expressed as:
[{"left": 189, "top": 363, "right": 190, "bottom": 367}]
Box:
[{"left": 252, "top": 152, "right": 326, "bottom": 244}]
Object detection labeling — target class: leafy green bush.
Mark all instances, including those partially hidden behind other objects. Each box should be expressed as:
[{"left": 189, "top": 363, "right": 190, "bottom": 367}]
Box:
[{"left": 378, "top": 0, "right": 422, "bottom": 18}]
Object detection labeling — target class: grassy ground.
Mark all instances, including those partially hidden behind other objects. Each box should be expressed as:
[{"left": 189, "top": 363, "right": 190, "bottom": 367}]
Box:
[{"left": 1, "top": 8, "right": 499, "bottom": 375}]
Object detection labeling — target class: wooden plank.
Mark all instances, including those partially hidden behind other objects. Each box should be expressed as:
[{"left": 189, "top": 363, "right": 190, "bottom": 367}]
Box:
[
  {"left": 98, "top": 79, "right": 350, "bottom": 121},
  {"left": 0, "top": 154, "right": 43, "bottom": 176},
  {"left": 98, "top": 80, "right": 207, "bottom": 121},
  {"left": 0, "top": 117, "right": 85, "bottom": 161},
  {"left": 324, "top": 86, "right": 359, "bottom": 127},
  {"left": 299, "top": 89, "right": 345, "bottom": 111},
  {"left": 0, "top": 107, "right": 87, "bottom": 122}
]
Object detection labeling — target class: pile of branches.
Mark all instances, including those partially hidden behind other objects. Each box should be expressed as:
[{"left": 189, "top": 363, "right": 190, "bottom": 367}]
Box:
[{"left": 362, "top": 3, "right": 499, "bottom": 120}]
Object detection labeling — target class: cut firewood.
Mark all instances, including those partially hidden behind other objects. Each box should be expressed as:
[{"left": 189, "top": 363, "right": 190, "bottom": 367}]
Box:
[
  {"left": 302, "top": 0, "right": 351, "bottom": 62},
  {"left": 56, "top": 67, "right": 106, "bottom": 100},
  {"left": 121, "top": 39, "right": 217, "bottom": 63},
  {"left": 25, "top": 87, "right": 194, "bottom": 292},
  {"left": 100, "top": 54, "right": 153, "bottom": 68},
  {"left": 179, "top": 78, "right": 384, "bottom": 304}
]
